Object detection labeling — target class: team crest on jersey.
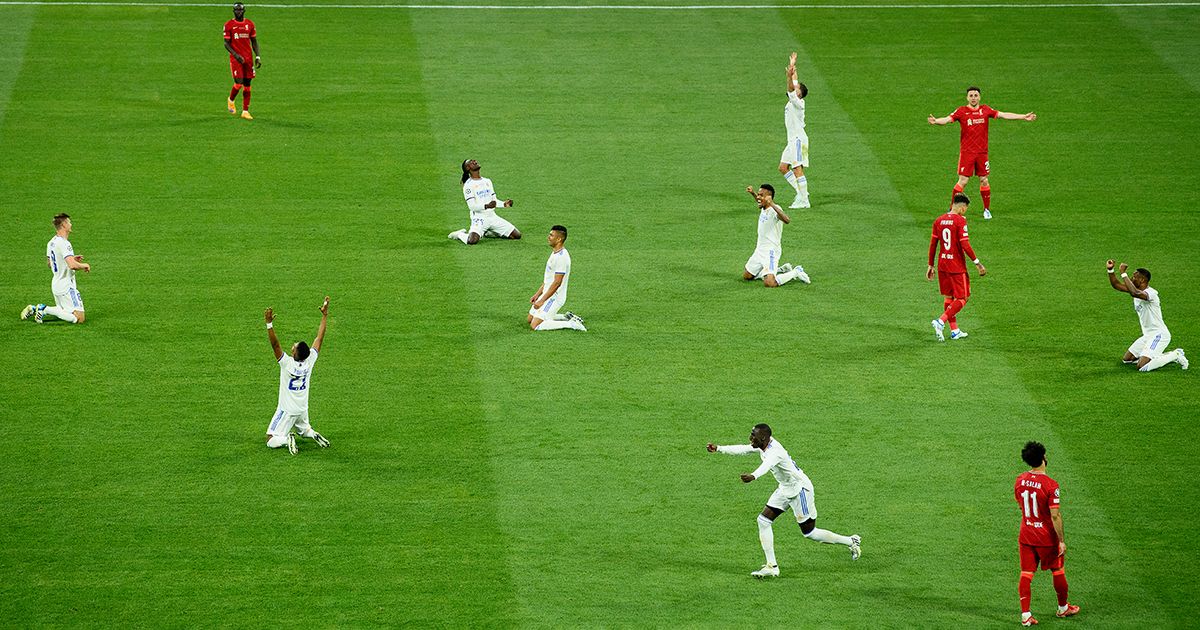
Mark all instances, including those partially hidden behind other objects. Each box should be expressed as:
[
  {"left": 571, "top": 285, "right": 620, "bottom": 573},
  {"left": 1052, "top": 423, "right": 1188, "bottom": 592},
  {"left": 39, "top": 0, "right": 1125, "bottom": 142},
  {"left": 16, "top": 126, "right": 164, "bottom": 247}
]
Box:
[{"left": 1054, "top": 488, "right": 1060, "bottom": 497}]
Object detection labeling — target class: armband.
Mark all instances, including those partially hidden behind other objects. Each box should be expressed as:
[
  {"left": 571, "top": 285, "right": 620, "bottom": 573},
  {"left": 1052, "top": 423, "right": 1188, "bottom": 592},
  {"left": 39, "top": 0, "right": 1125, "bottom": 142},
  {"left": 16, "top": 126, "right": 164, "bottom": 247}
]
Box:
[
  {"left": 1107, "top": 268, "right": 1115, "bottom": 274},
  {"left": 972, "top": 259, "right": 981, "bottom": 265},
  {"left": 266, "top": 322, "right": 273, "bottom": 329},
  {"left": 1121, "top": 273, "right": 1129, "bottom": 279}
]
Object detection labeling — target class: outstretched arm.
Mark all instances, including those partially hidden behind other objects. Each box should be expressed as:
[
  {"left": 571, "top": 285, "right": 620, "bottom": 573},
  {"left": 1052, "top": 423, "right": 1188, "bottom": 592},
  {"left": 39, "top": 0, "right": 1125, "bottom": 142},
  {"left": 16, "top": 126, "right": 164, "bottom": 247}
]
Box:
[
  {"left": 997, "top": 111, "right": 1036, "bottom": 121},
  {"left": 265, "top": 308, "right": 283, "bottom": 361},
  {"left": 312, "top": 296, "right": 329, "bottom": 352},
  {"left": 928, "top": 114, "right": 953, "bottom": 125},
  {"left": 708, "top": 443, "right": 756, "bottom": 455}
]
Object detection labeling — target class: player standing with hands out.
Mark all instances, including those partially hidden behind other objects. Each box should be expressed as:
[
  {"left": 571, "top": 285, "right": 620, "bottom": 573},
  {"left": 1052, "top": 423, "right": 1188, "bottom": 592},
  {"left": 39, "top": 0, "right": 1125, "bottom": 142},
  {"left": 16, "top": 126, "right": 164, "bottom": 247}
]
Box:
[
  {"left": 928, "top": 193, "right": 986, "bottom": 341},
  {"left": 1014, "top": 441, "right": 1080, "bottom": 626},
  {"left": 707, "top": 424, "right": 860, "bottom": 579},
  {"left": 1106, "top": 260, "right": 1187, "bottom": 372},
  {"left": 928, "top": 87, "right": 1036, "bottom": 219},
  {"left": 224, "top": 2, "right": 260, "bottom": 120},
  {"left": 264, "top": 297, "right": 332, "bottom": 454}
]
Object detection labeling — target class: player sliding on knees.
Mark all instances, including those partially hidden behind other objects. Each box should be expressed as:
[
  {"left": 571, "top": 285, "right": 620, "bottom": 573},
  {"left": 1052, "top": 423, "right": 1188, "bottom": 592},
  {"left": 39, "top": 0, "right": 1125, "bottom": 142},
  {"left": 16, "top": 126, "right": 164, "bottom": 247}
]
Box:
[
  {"left": 449, "top": 159, "right": 521, "bottom": 245},
  {"left": 928, "top": 193, "right": 986, "bottom": 341},
  {"left": 707, "top": 424, "right": 860, "bottom": 579},
  {"left": 779, "top": 52, "right": 810, "bottom": 209},
  {"left": 528, "top": 225, "right": 585, "bottom": 331},
  {"left": 1106, "top": 260, "right": 1187, "bottom": 372},
  {"left": 264, "top": 297, "right": 332, "bottom": 454},
  {"left": 742, "top": 185, "right": 809, "bottom": 287}
]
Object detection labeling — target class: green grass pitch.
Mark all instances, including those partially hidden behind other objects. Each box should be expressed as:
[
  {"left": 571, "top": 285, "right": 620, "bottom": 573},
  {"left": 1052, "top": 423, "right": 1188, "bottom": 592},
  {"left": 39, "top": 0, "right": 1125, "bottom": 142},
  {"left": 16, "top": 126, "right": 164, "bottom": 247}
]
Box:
[{"left": 1, "top": 1, "right": 1198, "bottom": 626}]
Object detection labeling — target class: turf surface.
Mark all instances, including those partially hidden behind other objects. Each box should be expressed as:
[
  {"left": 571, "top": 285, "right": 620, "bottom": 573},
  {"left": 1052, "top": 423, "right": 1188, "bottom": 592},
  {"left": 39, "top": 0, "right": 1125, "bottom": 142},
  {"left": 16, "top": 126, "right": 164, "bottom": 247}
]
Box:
[{"left": 1, "top": 1, "right": 1198, "bottom": 627}]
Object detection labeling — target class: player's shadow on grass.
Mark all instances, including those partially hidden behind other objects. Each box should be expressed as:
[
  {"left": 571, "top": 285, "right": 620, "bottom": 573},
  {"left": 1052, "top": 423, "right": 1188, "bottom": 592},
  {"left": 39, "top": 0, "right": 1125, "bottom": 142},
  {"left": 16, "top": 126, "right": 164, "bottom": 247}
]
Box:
[{"left": 856, "top": 584, "right": 1008, "bottom": 625}]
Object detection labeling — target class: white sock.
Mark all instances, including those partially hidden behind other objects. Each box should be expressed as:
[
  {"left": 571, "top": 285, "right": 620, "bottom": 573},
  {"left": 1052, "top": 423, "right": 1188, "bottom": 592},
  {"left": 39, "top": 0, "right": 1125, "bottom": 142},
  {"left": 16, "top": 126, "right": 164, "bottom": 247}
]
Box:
[
  {"left": 266, "top": 435, "right": 289, "bottom": 448},
  {"left": 535, "top": 319, "right": 577, "bottom": 331},
  {"left": 1057, "top": 605, "right": 1068, "bottom": 614},
  {"left": 1139, "top": 350, "right": 1181, "bottom": 372},
  {"left": 796, "top": 175, "right": 809, "bottom": 203},
  {"left": 804, "top": 528, "right": 853, "bottom": 546},
  {"left": 783, "top": 170, "right": 801, "bottom": 194},
  {"left": 757, "top": 515, "right": 777, "bottom": 566},
  {"left": 452, "top": 230, "right": 470, "bottom": 244},
  {"left": 775, "top": 269, "right": 801, "bottom": 285},
  {"left": 1022, "top": 612, "right": 1032, "bottom": 621},
  {"left": 42, "top": 306, "right": 78, "bottom": 323}
]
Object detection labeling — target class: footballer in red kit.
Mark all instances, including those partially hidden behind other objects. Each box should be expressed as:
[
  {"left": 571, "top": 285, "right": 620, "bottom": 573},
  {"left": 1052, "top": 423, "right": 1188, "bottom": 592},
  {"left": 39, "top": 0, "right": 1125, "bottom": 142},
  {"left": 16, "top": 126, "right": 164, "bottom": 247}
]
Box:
[
  {"left": 926, "top": 193, "right": 986, "bottom": 341},
  {"left": 1014, "top": 441, "right": 1080, "bottom": 626},
  {"left": 928, "top": 86, "right": 1036, "bottom": 219},
  {"left": 223, "top": 2, "right": 261, "bottom": 120}
]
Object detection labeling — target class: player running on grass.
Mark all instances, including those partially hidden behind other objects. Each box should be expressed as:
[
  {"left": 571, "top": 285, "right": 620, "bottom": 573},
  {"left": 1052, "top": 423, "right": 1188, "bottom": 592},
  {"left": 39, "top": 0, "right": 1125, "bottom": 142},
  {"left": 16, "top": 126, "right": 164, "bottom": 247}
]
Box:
[
  {"left": 264, "top": 297, "right": 332, "bottom": 454},
  {"left": 928, "top": 193, "right": 986, "bottom": 341},
  {"left": 778, "top": 52, "right": 810, "bottom": 209},
  {"left": 928, "top": 86, "right": 1036, "bottom": 220},
  {"left": 708, "top": 424, "right": 860, "bottom": 578},
  {"left": 528, "top": 225, "right": 585, "bottom": 331},
  {"left": 224, "top": 2, "right": 261, "bottom": 120},
  {"left": 741, "top": 185, "right": 809, "bottom": 287},
  {"left": 22, "top": 213, "right": 90, "bottom": 325},
  {"left": 1014, "top": 441, "right": 1080, "bottom": 626},
  {"left": 449, "top": 159, "right": 522, "bottom": 245},
  {"left": 1106, "top": 260, "right": 1187, "bottom": 372}
]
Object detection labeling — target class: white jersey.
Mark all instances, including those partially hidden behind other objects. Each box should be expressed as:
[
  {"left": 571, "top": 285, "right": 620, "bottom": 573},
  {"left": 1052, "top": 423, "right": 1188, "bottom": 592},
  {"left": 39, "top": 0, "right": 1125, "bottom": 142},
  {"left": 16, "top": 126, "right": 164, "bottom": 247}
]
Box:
[
  {"left": 784, "top": 90, "right": 806, "bottom": 139},
  {"left": 46, "top": 235, "right": 76, "bottom": 294},
  {"left": 756, "top": 205, "right": 784, "bottom": 252},
  {"left": 719, "top": 438, "right": 810, "bottom": 497},
  {"left": 1134, "top": 286, "right": 1168, "bottom": 336},
  {"left": 277, "top": 350, "right": 318, "bottom": 414},
  {"left": 463, "top": 177, "right": 501, "bottom": 217},
  {"left": 542, "top": 247, "right": 571, "bottom": 304}
]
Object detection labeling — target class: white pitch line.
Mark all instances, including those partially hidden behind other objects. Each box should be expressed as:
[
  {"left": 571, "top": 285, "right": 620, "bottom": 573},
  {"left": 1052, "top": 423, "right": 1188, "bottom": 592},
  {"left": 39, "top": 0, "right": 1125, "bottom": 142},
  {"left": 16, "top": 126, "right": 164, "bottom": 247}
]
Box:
[{"left": 0, "top": 1, "right": 1197, "bottom": 7}]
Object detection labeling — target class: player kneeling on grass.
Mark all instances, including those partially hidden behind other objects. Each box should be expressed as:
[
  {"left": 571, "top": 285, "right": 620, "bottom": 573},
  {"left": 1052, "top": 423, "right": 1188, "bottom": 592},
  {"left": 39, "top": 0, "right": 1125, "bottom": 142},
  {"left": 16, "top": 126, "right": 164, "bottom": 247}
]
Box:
[
  {"left": 449, "top": 159, "right": 521, "bottom": 245},
  {"left": 22, "top": 213, "right": 90, "bottom": 325},
  {"left": 1106, "top": 260, "right": 1187, "bottom": 372},
  {"left": 742, "top": 185, "right": 809, "bottom": 287},
  {"left": 528, "top": 225, "right": 585, "bottom": 331},
  {"left": 264, "top": 297, "right": 332, "bottom": 454},
  {"left": 707, "top": 424, "right": 860, "bottom": 578}
]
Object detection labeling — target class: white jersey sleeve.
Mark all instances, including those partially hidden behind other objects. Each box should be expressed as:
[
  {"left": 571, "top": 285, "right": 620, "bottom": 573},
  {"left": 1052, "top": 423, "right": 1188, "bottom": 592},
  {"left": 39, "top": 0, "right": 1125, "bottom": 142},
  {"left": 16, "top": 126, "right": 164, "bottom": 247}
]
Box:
[
  {"left": 717, "top": 444, "right": 757, "bottom": 455},
  {"left": 48, "top": 236, "right": 75, "bottom": 293},
  {"left": 751, "top": 450, "right": 781, "bottom": 480}
]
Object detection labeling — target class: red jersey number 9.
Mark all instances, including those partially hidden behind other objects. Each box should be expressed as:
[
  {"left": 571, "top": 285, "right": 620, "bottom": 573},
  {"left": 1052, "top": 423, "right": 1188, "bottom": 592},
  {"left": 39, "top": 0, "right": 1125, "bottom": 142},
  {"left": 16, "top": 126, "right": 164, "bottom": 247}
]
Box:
[{"left": 941, "top": 227, "right": 952, "bottom": 251}]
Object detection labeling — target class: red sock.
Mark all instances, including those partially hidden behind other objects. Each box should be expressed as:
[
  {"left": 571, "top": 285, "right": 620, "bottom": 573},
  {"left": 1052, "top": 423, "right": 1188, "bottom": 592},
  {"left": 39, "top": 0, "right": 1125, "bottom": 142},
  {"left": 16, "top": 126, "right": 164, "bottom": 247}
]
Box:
[
  {"left": 980, "top": 185, "right": 991, "bottom": 210},
  {"left": 229, "top": 85, "right": 241, "bottom": 100},
  {"left": 948, "top": 315, "right": 958, "bottom": 331},
  {"left": 939, "top": 298, "right": 952, "bottom": 323},
  {"left": 1052, "top": 569, "right": 1069, "bottom": 606},
  {"left": 1019, "top": 572, "right": 1033, "bottom": 614},
  {"left": 944, "top": 298, "right": 966, "bottom": 320},
  {"left": 242, "top": 86, "right": 252, "bottom": 111}
]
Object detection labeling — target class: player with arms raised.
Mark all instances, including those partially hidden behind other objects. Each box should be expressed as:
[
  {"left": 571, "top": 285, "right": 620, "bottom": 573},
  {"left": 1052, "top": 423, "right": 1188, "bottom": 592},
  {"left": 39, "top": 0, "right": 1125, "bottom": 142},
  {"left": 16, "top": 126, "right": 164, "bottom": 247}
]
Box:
[
  {"left": 1106, "top": 260, "right": 1187, "bottom": 372},
  {"left": 224, "top": 2, "right": 260, "bottom": 120},
  {"left": 449, "top": 159, "right": 521, "bottom": 245},
  {"left": 778, "top": 52, "right": 810, "bottom": 209},
  {"left": 927, "top": 193, "right": 986, "bottom": 341},
  {"left": 1014, "top": 441, "right": 1080, "bottom": 626},
  {"left": 928, "top": 86, "right": 1036, "bottom": 220},
  {"left": 264, "top": 297, "right": 332, "bottom": 454}
]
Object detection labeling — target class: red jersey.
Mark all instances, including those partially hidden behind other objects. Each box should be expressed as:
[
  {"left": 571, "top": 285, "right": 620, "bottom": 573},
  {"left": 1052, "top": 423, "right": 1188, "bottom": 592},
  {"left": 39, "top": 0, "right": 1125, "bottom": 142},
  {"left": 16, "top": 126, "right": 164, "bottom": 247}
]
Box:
[
  {"left": 950, "top": 105, "right": 998, "bottom": 154},
  {"left": 223, "top": 19, "right": 256, "bottom": 61},
  {"left": 1015, "top": 471, "right": 1061, "bottom": 547},
  {"left": 927, "top": 212, "right": 977, "bottom": 274}
]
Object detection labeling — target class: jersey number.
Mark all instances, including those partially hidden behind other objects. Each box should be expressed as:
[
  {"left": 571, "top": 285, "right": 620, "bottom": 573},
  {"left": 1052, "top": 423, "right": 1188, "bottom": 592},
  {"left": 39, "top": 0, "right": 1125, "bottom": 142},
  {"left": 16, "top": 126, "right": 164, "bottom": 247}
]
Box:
[
  {"left": 288, "top": 374, "right": 308, "bottom": 391},
  {"left": 941, "top": 227, "right": 953, "bottom": 251},
  {"left": 1020, "top": 489, "right": 1040, "bottom": 518}
]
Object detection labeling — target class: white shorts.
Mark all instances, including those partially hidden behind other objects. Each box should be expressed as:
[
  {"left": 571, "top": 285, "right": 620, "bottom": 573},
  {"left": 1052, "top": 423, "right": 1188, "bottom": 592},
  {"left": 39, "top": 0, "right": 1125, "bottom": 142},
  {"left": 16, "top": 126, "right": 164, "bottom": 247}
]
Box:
[
  {"left": 266, "top": 407, "right": 311, "bottom": 437},
  {"left": 469, "top": 213, "right": 517, "bottom": 238},
  {"left": 53, "top": 287, "right": 84, "bottom": 312},
  {"left": 529, "top": 296, "right": 564, "bottom": 322},
  {"left": 1129, "top": 331, "right": 1171, "bottom": 358},
  {"left": 745, "top": 247, "right": 781, "bottom": 278},
  {"left": 767, "top": 484, "right": 818, "bottom": 523},
  {"left": 780, "top": 135, "right": 809, "bottom": 168}
]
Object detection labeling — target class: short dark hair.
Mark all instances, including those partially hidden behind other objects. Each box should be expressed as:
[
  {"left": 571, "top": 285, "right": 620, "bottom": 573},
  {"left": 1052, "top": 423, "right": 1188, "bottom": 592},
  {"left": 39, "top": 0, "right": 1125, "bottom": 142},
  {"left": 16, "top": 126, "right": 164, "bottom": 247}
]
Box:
[
  {"left": 760, "top": 184, "right": 775, "bottom": 197},
  {"left": 752, "top": 423, "right": 772, "bottom": 438},
  {"left": 53, "top": 213, "right": 70, "bottom": 229},
  {"left": 1137, "top": 268, "right": 1151, "bottom": 283},
  {"left": 1021, "top": 441, "right": 1046, "bottom": 468},
  {"left": 952, "top": 193, "right": 970, "bottom": 206},
  {"left": 551, "top": 225, "right": 568, "bottom": 241},
  {"left": 966, "top": 86, "right": 981, "bottom": 95},
  {"left": 796, "top": 82, "right": 808, "bottom": 99},
  {"left": 294, "top": 340, "right": 311, "bottom": 362}
]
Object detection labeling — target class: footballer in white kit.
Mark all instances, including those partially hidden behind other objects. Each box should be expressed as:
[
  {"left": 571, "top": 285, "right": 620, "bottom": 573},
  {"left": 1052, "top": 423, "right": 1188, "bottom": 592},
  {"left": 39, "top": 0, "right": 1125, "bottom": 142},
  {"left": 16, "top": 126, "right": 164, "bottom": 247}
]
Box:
[
  {"left": 1106, "top": 261, "right": 1187, "bottom": 372},
  {"left": 528, "top": 225, "right": 585, "bottom": 331},
  {"left": 448, "top": 159, "right": 521, "bottom": 245},
  {"left": 741, "top": 185, "right": 809, "bottom": 288},
  {"left": 22, "top": 213, "right": 90, "bottom": 325},
  {"left": 777, "top": 52, "right": 810, "bottom": 209},
  {"left": 264, "top": 297, "right": 332, "bottom": 454},
  {"left": 708, "top": 423, "right": 860, "bottom": 578}
]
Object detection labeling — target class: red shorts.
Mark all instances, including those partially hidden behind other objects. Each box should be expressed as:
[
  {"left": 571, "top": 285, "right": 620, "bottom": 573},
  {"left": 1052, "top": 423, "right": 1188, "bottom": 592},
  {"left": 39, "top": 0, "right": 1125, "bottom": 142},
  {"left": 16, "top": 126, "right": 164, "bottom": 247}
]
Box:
[
  {"left": 937, "top": 271, "right": 970, "bottom": 299},
  {"left": 1019, "top": 543, "right": 1064, "bottom": 572},
  {"left": 958, "top": 152, "right": 989, "bottom": 177},
  {"left": 229, "top": 56, "right": 255, "bottom": 80}
]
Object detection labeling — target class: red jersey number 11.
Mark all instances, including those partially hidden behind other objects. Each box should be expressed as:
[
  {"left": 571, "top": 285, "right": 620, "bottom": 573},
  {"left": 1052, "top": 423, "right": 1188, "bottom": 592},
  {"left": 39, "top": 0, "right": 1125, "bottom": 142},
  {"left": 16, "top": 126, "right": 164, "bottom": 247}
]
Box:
[{"left": 1020, "top": 489, "right": 1040, "bottom": 518}]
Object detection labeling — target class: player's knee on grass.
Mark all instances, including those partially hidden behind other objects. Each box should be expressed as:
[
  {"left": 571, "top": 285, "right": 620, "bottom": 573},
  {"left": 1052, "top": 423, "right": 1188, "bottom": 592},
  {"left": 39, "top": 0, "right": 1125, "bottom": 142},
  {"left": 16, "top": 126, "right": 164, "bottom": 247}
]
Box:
[
  {"left": 74, "top": 311, "right": 85, "bottom": 324},
  {"left": 1136, "top": 356, "right": 1152, "bottom": 370},
  {"left": 743, "top": 270, "right": 755, "bottom": 281},
  {"left": 763, "top": 275, "right": 779, "bottom": 288},
  {"left": 508, "top": 229, "right": 521, "bottom": 240},
  {"left": 266, "top": 435, "right": 288, "bottom": 448},
  {"left": 529, "top": 318, "right": 543, "bottom": 331},
  {"left": 798, "top": 518, "right": 816, "bottom": 536},
  {"left": 467, "top": 233, "right": 481, "bottom": 245}
]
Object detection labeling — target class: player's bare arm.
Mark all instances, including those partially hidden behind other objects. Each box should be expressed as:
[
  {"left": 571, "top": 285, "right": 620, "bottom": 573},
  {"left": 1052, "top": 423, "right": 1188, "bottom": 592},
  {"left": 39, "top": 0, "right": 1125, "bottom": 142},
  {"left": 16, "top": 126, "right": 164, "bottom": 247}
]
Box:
[
  {"left": 534, "top": 276, "right": 564, "bottom": 309},
  {"left": 997, "top": 111, "right": 1036, "bottom": 121},
  {"left": 1050, "top": 506, "right": 1065, "bottom": 555},
  {"left": 265, "top": 308, "right": 283, "bottom": 361},
  {"left": 928, "top": 114, "right": 952, "bottom": 125},
  {"left": 224, "top": 39, "right": 244, "bottom": 64},
  {"left": 1106, "top": 259, "right": 1129, "bottom": 292},
  {"left": 66, "top": 254, "right": 90, "bottom": 272},
  {"left": 786, "top": 52, "right": 797, "bottom": 92},
  {"left": 770, "top": 203, "right": 791, "bottom": 225},
  {"left": 312, "top": 296, "right": 329, "bottom": 352},
  {"left": 530, "top": 283, "right": 544, "bottom": 304},
  {"left": 250, "top": 36, "right": 261, "bottom": 68},
  {"left": 1118, "top": 263, "right": 1150, "bottom": 299}
]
